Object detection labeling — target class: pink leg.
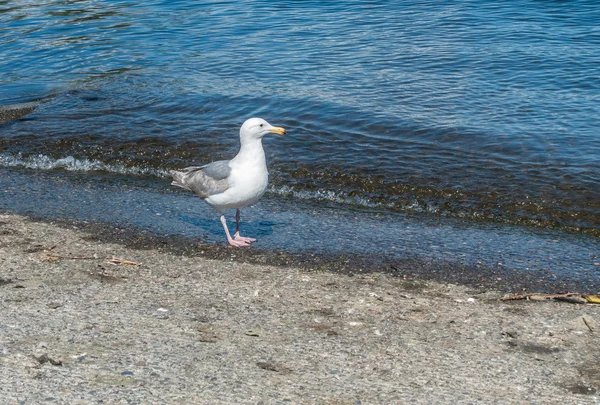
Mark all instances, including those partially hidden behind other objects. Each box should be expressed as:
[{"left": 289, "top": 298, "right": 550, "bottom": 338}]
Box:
[
  {"left": 233, "top": 209, "right": 256, "bottom": 243},
  {"left": 220, "top": 215, "right": 251, "bottom": 247}
]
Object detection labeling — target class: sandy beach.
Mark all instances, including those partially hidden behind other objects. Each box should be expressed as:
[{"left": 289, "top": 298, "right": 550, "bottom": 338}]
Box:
[{"left": 0, "top": 213, "right": 599, "bottom": 404}]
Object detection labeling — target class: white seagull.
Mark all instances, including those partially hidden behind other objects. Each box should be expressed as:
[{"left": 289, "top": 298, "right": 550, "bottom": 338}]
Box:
[{"left": 170, "top": 117, "right": 286, "bottom": 247}]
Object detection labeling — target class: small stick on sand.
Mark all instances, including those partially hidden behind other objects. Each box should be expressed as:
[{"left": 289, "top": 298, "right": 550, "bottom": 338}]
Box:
[
  {"left": 107, "top": 257, "right": 140, "bottom": 265},
  {"left": 502, "top": 293, "right": 582, "bottom": 301},
  {"left": 44, "top": 254, "right": 96, "bottom": 260},
  {"left": 582, "top": 317, "right": 594, "bottom": 332}
]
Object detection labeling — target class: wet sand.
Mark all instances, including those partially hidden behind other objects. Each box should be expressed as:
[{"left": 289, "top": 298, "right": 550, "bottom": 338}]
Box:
[{"left": 1, "top": 213, "right": 599, "bottom": 404}]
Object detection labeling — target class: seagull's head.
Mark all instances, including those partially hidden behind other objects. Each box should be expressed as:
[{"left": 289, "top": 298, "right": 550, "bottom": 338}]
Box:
[{"left": 240, "top": 117, "right": 285, "bottom": 143}]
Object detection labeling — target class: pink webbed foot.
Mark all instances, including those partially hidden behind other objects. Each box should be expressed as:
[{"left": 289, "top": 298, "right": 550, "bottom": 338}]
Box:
[
  {"left": 234, "top": 232, "right": 257, "bottom": 244},
  {"left": 227, "top": 238, "right": 252, "bottom": 247},
  {"left": 219, "top": 213, "right": 256, "bottom": 248}
]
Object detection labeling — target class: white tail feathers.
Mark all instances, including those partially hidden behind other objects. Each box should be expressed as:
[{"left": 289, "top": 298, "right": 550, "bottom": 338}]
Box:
[{"left": 170, "top": 170, "right": 191, "bottom": 191}]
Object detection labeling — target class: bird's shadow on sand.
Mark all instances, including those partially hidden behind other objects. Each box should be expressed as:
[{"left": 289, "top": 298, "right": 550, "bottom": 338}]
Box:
[{"left": 178, "top": 214, "right": 282, "bottom": 240}]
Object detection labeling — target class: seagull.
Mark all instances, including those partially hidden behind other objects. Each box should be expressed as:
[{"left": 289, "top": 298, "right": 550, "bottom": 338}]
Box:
[{"left": 170, "top": 117, "right": 286, "bottom": 247}]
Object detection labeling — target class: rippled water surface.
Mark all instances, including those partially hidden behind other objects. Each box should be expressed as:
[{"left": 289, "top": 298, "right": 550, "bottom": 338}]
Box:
[{"left": 1, "top": 0, "right": 599, "bottom": 235}]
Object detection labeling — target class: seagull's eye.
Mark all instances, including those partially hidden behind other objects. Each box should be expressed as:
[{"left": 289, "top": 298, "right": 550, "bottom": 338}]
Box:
[{"left": 259, "top": 124, "right": 264, "bottom": 128}]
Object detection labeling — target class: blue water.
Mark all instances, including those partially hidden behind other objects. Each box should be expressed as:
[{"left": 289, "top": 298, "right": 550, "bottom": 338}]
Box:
[
  {"left": 0, "top": 1, "right": 599, "bottom": 286},
  {"left": 1, "top": 0, "right": 599, "bottom": 232}
]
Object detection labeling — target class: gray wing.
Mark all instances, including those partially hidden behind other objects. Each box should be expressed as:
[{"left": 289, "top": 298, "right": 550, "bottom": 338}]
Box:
[
  {"left": 198, "top": 160, "right": 231, "bottom": 180},
  {"left": 170, "top": 160, "right": 231, "bottom": 199}
]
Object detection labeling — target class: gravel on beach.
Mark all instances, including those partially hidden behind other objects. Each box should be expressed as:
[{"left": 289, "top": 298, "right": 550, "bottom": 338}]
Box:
[{"left": 1, "top": 214, "right": 599, "bottom": 404}]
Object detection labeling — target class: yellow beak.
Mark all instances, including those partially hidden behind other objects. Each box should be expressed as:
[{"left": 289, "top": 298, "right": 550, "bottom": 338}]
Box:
[{"left": 269, "top": 126, "right": 286, "bottom": 135}]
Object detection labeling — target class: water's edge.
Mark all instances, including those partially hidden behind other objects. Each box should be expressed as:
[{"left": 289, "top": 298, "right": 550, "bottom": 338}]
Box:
[{"left": 1, "top": 167, "right": 598, "bottom": 293}]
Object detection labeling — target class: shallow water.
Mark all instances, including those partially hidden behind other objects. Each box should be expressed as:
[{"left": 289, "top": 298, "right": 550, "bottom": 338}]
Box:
[{"left": 1, "top": 167, "right": 598, "bottom": 291}]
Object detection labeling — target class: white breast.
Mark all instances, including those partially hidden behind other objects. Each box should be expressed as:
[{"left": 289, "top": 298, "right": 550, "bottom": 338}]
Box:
[{"left": 205, "top": 158, "right": 268, "bottom": 210}]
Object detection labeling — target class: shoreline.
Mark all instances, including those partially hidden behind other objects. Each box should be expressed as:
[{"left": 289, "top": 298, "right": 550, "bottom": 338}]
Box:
[
  {"left": 1, "top": 166, "right": 598, "bottom": 295},
  {"left": 17, "top": 212, "right": 600, "bottom": 295},
  {"left": 1, "top": 213, "right": 599, "bottom": 403}
]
